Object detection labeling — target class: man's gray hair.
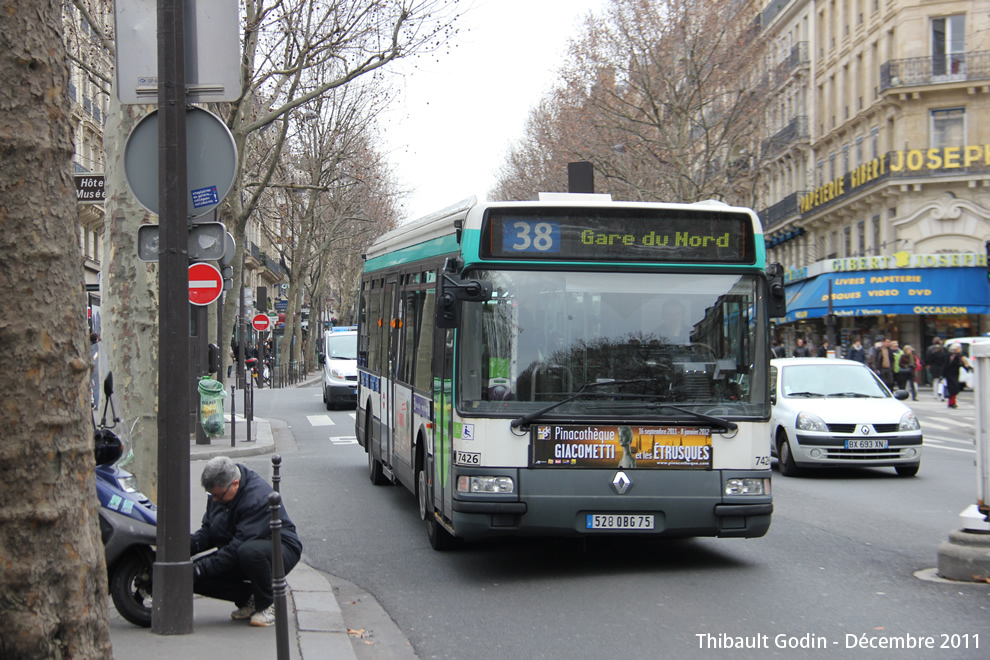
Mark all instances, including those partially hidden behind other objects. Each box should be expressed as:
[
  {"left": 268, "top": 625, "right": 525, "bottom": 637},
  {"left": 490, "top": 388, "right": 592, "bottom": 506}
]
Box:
[{"left": 201, "top": 456, "right": 240, "bottom": 491}]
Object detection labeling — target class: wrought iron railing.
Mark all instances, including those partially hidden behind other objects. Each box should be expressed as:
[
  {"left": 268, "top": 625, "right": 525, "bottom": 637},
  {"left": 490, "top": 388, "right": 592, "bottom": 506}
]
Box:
[
  {"left": 880, "top": 51, "right": 990, "bottom": 91},
  {"left": 760, "top": 116, "right": 809, "bottom": 158},
  {"left": 759, "top": 191, "right": 806, "bottom": 230},
  {"left": 773, "top": 42, "right": 809, "bottom": 86}
]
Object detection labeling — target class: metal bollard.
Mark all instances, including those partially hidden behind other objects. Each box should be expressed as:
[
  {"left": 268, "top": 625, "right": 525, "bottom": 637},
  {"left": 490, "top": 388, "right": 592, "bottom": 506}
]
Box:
[
  {"left": 230, "top": 384, "right": 236, "bottom": 447},
  {"left": 269, "top": 492, "right": 290, "bottom": 660},
  {"left": 271, "top": 454, "right": 281, "bottom": 493}
]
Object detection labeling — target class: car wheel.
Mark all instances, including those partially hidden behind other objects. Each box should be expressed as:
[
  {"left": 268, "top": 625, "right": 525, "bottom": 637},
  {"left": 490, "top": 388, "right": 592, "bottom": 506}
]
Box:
[
  {"left": 325, "top": 389, "right": 334, "bottom": 411},
  {"left": 322, "top": 385, "right": 327, "bottom": 403},
  {"left": 895, "top": 463, "right": 920, "bottom": 477},
  {"left": 777, "top": 433, "right": 801, "bottom": 477}
]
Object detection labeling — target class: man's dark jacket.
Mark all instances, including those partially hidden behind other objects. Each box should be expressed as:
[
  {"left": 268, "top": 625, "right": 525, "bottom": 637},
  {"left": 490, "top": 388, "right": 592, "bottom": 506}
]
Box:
[{"left": 191, "top": 464, "right": 302, "bottom": 578}]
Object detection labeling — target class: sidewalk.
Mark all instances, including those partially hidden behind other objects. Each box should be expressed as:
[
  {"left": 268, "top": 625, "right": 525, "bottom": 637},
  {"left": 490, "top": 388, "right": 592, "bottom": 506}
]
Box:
[{"left": 109, "top": 373, "right": 358, "bottom": 660}]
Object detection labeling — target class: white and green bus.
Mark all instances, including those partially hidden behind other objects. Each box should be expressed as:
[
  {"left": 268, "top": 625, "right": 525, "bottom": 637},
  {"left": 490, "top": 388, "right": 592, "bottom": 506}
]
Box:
[{"left": 356, "top": 194, "right": 786, "bottom": 549}]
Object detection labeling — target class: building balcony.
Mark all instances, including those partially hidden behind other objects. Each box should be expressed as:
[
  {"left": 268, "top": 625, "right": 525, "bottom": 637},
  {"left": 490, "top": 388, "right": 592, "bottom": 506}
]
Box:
[
  {"left": 759, "top": 191, "right": 807, "bottom": 230},
  {"left": 760, "top": 116, "right": 809, "bottom": 159},
  {"left": 772, "top": 42, "right": 809, "bottom": 87},
  {"left": 880, "top": 51, "right": 990, "bottom": 91}
]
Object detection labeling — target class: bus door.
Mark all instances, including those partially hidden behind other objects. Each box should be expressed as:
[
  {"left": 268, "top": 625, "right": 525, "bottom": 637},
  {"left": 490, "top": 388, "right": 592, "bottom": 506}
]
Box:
[
  {"left": 383, "top": 276, "right": 399, "bottom": 467},
  {"left": 430, "top": 326, "right": 456, "bottom": 522}
]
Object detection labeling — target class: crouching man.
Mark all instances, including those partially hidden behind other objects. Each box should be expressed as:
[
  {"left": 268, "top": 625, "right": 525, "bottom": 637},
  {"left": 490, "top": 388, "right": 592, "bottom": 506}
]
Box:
[{"left": 191, "top": 456, "right": 303, "bottom": 626}]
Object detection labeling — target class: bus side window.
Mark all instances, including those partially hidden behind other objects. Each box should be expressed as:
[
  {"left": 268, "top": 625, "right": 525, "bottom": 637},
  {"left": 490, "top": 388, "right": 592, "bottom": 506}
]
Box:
[{"left": 416, "top": 289, "right": 436, "bottom": 392}]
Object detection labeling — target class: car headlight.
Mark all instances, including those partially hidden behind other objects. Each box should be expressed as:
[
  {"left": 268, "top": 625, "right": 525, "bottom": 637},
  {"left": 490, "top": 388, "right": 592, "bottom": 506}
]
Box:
[
  {"left": 456, "top": 475, "right": 514, "bottom": 494},
  {"left": 796, "top": 411, "right": 828, "bottom": 432},
  {"left": 724, "top": 478, "right": 770, "bottom": 496},
  {"left": 330, "top": 367, "right": 347, "bottom": 379},
  {"left": 899, "top": 411, "right": 920, "bottom": 431}
]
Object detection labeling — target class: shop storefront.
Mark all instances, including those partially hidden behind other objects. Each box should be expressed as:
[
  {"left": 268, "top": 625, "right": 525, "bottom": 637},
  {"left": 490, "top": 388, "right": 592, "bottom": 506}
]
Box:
[{"left": 775, "top": 251, "right": 989, "bottom": 355}]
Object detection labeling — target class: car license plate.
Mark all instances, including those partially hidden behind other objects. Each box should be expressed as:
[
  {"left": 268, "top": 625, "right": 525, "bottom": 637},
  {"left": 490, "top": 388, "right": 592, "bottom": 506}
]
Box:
[
  {"left": 846, "top": 439, "right": 889, "bottom": 449},
  {"left": 586, "top": 514, "right": 654, "bottom": 530}
]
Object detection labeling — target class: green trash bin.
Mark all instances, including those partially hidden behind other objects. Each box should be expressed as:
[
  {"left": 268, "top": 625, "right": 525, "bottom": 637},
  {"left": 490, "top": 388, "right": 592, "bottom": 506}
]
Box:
[{"left": 198, "top": 377, "right": 227, "bottom": 438}]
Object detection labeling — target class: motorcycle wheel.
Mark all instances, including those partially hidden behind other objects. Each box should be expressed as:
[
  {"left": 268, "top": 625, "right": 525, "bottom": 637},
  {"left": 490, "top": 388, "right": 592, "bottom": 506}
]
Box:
[{"left": 110, "top": 552, "right": 153, "bottom": 628}]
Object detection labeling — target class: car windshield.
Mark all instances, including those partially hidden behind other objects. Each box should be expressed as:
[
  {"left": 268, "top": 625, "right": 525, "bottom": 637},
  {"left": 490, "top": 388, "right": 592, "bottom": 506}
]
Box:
[
  {"left": 457, "top": 269, "right": 769, "bottom": 418},
  {"left": 326, "top": 333, "right": 357, "bottom": 360},
  {"left": 780, "top": 363, "right": 890, "bottom": 398}
]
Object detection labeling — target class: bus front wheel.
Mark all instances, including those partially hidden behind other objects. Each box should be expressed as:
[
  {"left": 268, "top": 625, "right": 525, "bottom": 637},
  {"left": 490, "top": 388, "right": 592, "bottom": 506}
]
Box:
[{"left": 418, "top": 466, "right": 456, "bottom": 550}]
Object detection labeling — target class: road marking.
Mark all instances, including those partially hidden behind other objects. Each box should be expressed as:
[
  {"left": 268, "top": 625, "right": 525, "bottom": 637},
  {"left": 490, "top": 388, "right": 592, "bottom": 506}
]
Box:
[
  {"left": 330, "top": 436, "right": 358, "bottom": 445},
  {"left": 307, "top": 415, "right": 335, "bottom": 427},
  {"left": 935, "top": 417, "right": 974, "bottom": 428},
  {"left": 924, "top": 438, "right": 975, "bottom": 453},
  {"left": 924, "top": 435, "right": 974, "bottom": 446}
]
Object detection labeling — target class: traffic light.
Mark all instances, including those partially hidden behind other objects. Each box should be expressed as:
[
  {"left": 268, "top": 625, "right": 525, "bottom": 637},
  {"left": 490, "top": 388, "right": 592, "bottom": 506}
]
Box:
[{"left": 221, "top": 265, "right": 234, "bottom": 291}]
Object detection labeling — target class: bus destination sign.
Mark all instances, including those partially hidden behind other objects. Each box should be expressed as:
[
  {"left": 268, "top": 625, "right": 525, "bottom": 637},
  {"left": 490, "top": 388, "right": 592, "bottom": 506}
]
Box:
[{"left": 483, "top": 208, "right": 754, "bottom": 264}]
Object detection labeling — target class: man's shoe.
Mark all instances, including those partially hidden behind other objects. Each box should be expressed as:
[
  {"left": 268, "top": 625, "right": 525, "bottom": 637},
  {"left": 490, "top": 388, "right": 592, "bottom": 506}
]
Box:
[
  {"left": 249, "top": 605, "right": 276, "bottom": 627},
  {"left": 231, "top": 596, "right": 255, "bottom": 620}
]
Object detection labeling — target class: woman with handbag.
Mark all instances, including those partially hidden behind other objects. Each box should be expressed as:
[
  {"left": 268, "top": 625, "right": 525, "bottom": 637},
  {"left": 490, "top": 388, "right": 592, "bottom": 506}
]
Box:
[{"left": 944, "top": 344, "right": 971, "bottom": 409}]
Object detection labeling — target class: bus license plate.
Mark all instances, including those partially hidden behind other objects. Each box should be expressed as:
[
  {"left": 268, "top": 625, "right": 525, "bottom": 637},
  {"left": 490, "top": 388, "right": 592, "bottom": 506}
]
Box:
[
  {"left": 586, "top": 514, "right": 654, "bottom": 530},
  {"left": 846, "top": 439, "right": 888, "bottom": 449}
]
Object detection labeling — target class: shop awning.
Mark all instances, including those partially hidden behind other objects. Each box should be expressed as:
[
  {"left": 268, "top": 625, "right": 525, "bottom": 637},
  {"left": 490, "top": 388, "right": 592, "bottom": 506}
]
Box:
[{"left": 779, "top": 267, "right": 990, "bottom": 323}]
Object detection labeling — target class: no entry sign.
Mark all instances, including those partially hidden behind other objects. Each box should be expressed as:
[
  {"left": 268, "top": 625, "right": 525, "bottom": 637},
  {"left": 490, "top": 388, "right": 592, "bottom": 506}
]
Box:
[
  {"left": 252, "top": 314, "right": 271, "bottom": 332},
  {"left": 188, "top": 262, "right": 223, "bottom": 306}
]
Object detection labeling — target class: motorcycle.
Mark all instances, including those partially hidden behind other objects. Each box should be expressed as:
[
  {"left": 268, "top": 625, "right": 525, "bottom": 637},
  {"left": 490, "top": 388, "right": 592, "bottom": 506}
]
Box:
[{"left": 93, "top": 354, "right": 157, "bottom": 627}]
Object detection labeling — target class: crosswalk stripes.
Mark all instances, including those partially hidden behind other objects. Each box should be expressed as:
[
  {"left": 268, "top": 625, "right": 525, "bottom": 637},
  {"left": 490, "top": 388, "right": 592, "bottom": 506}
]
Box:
[{"left": 307, "top": 415, "right": 335, "bottom": 427}]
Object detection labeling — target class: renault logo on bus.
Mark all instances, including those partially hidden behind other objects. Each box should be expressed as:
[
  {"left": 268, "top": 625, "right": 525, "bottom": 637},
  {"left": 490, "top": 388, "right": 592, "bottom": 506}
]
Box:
[{"left": 612, "top": 471, "right": 632, "bottom": 495}]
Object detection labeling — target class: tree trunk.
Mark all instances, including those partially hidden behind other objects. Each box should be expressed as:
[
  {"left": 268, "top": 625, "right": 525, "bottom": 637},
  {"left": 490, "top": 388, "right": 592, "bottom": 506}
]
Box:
[
  {"left": 102, "top": 94, "right": 161, "bottom": 501},
  {"left": 0, "top": 1, "right": 112, "bottom": 656}
]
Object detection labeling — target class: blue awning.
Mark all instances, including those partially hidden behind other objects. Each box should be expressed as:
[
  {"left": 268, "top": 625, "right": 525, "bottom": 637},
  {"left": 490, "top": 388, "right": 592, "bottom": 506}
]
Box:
[{"left": 780, "top": 267, "right": 990, "bottom": 323}]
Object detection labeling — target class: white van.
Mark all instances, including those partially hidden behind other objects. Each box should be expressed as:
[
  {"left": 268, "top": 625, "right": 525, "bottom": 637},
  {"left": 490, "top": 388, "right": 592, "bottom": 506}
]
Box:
[{"left": 320, "top": 328, "right": 358, "bottom": 409}]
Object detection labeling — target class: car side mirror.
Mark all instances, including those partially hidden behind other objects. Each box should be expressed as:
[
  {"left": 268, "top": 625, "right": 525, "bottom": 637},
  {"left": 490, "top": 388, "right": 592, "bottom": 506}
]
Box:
[{"left": 893, "top": 389, "right": 909, "bottom": 400}]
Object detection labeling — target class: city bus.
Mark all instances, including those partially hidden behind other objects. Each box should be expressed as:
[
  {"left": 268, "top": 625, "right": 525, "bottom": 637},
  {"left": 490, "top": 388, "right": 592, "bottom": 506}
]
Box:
[{"left": 356, "top": 193, "right": 786, "bottom": 549}]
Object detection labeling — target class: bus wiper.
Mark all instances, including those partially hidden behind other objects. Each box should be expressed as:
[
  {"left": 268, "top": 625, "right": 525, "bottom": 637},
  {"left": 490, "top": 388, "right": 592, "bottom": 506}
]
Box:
[
  {"left": 649, "top": 404, "right": 738, "bottom": 432},
  {"left": 510, "top": 379, "right": 658, "bottom": 430},
  {"left": 826, "top": 392, "right": 873, "bottom": 398}
]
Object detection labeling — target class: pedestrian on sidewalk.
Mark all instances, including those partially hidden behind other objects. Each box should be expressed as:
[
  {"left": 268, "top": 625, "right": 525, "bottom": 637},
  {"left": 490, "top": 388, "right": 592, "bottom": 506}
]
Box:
[
  {"left": 943, "top": 344, "right": 971, "bottom": 409},
  {"left": 926, "top": 337, "right": 948, "bottom": 401},
  {"left": 191, "top": 456, "right": 303, "bottom": 627},
  {"left": 897, "top": 345, "right": 918, "bottom": 400}
]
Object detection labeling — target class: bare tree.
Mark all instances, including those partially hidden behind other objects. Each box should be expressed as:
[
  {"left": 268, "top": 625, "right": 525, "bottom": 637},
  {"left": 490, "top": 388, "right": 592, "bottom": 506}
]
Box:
[
  {"left": 0, "top": 0, "right": 112, "bottom": 655},
  {"left": 492, "top": 0, "right": 768, "bottom": 205},
  {"left": 218, "top": 0, "right": 460, "bottom": 376}
]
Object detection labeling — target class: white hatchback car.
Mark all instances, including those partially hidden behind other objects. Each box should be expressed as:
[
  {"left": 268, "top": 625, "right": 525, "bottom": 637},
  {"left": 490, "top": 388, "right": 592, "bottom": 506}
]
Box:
[{"left": 770, "top": 358, "right": 922, "bottom": 477}]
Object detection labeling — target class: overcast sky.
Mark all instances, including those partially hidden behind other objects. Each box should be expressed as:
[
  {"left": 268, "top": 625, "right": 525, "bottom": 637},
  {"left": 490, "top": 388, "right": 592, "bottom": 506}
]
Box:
[{"left": 380, "top": 0, "right": 607, "bottom": 222}]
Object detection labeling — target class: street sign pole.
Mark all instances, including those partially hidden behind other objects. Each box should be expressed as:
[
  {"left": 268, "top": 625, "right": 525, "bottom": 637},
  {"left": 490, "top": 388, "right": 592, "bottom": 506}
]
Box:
[{"left": 152, "top": 0, "right": 194, "bottom": 635}]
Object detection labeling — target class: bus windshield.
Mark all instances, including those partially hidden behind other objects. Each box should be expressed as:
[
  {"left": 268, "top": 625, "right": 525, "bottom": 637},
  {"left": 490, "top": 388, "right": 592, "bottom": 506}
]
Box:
[{"left": 458, "top": 270, "right": 768, "bottom": 419}]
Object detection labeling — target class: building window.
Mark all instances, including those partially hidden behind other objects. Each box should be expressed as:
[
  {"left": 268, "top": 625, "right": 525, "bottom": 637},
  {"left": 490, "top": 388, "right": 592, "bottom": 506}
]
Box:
[
  {"left": 844, "top": 226, "right": 852, "bottom": 257},
  {"left": 857, "top": 221, "right": 865, "bottom": 255},
  {"left": 870, "top": 127, "right": 879, "bottom": 159},
  {"left": 829, "top": 153, "right": 836, "bottom": 181},
  {"left": 872, "top": 215, "right": 880, "bottom": 256},
  {"left": 842, "top": 145, "right": 850, "bottom": 175},
  {"left": 932, "top": 15, "right": 965, "bottom": 77},
  {"left": 931, "top": 108, "right": 965, "bottom": 148},
  {"left": 855, "top": 137, "right": 863, "bottom": 167},
  {"left": 817, "top": 160, "right": 825, "bottom": 187}
]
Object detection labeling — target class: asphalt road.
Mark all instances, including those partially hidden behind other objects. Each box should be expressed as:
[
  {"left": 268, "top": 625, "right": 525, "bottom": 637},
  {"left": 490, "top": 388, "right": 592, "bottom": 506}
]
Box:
[{"left": 245, "top": 382, "right": 990, "bottom": 659}]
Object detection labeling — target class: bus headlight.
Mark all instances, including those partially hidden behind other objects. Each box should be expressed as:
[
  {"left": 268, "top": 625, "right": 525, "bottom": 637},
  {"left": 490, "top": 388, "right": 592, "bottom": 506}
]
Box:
[
  {"left": 457, "top": 476, "right": 514, "bottom": 494},
  {"left": 724, "top": 478, "right": 770, "bottom": 496}
]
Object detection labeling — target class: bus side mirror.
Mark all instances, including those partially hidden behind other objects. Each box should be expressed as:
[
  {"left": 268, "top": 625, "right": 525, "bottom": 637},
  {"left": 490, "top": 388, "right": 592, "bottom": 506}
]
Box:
[
  {"left": 436, "top": 259, "right": 493, "bottom": 329},
  {"left": 766, "top": 263, "right": 787, "bottom": 319}
]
